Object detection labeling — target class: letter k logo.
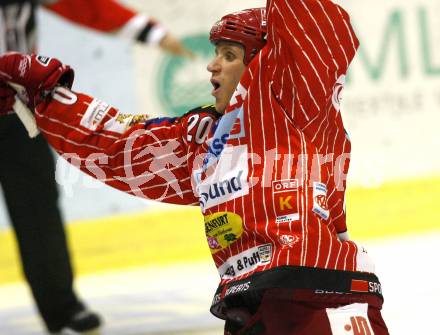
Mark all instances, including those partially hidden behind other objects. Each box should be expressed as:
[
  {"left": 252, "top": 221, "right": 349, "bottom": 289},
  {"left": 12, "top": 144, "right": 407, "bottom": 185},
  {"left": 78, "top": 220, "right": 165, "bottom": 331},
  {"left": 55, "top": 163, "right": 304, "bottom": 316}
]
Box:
[{"left": 279, "top": 196, "right": 293, "bottom": 210}]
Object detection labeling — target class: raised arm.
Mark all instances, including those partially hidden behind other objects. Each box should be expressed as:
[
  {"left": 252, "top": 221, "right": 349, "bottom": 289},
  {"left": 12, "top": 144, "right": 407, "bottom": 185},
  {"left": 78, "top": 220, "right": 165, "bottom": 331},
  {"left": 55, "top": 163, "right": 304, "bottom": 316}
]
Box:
[
  {"left": 266, "top": 0, "right": 359, "bottom": 129},
  {"left": 0, "top": 53, "right": 202, "bottom": 205},
  {"left": 265, "top": 0, "right": 359, "bottom": 236}
]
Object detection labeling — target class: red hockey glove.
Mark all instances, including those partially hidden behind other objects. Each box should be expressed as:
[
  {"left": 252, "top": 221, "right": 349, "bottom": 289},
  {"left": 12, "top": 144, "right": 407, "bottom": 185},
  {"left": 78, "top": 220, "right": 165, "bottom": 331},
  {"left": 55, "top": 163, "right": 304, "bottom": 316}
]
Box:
[
  {"left": 0, "top": 52, "right": 74, "bottom": 110},
  {"left": 0, "top": 82, "right": 15, "bottom": 116}
]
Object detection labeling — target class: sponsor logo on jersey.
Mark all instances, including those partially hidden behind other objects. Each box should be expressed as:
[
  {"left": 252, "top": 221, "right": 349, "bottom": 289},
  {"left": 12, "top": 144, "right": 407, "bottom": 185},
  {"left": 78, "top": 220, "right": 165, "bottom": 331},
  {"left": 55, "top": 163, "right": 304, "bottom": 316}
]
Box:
[
  {"left": 224, "top": 281, "right": 251, "bottom": 297},
  {"left": 351, "top": 279, "right": 382, "bottom": 295},
  {"left": 278, "top": 234, "right": 300, "bottom": 248},
  {"left": 18, "top": 55, "right": 30, "bottom": 78},
  {"left": 272, "top": 179, "right": 299, "bottom": 224},
  {"left": 345, "top": 316, "right": 373, "bottom": 335},
  {"left": 312, "top": 182, "right": 330, "bottom": 220},
  {"left": 80, "top": 98, "right": 111, "bottom": 131},
  {"left": 326, "top": 303, "right": 374, "bottom": 335},
  {"left": 275, "top": 214, "right": 300, "bottom": 223},
  {"left": 218, "top": 244, "right": 272, "bottom": 280},
  {"left": 204, "top": 212, "right": 244, "bottom": 254},
  {"left": 202, "top": 106, "right": 245, "bottom": 171},
  {"left": 116, "top": 113, "right": 149, "bottom": 127},
  {"left": 368, "top": 282, "right": 382, "bottom": 294},
  {"left": 350, "top": 280, "right": 369, "bottom": 293},
  {"left": 36, "top": 55, "right": 51, "bottom": 66},
  {"left": 315, "top": 290, "right": 349, "bottom": 295},
  {"left": 213, "top": 282, "right": 253, "bottom": 308},
  {"left": 103, "top": 112, "right": 150, "bottom": 134},
  {"left": 195, "top": 145, "right": 249, "bottom": 212},
  {"left": 207, "top": 236, "right": 221, "bottom": 249},
  {"left": 199, "top": 170, "right": 246, "bottom": 211}
]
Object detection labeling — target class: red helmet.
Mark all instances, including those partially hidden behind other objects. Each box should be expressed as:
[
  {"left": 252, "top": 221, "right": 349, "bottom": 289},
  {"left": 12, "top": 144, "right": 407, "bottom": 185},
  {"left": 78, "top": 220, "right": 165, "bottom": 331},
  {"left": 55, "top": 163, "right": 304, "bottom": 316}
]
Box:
[{"left": 210, "top": 8, "right": 267, "bottom": 65}]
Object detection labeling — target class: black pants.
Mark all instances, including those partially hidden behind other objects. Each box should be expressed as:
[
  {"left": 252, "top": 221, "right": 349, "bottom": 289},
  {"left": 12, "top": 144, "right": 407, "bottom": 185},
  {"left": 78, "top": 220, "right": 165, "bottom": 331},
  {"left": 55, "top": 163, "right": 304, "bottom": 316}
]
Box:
[{"left": 0, "top": 114, "right": 84, "bottom": 332}]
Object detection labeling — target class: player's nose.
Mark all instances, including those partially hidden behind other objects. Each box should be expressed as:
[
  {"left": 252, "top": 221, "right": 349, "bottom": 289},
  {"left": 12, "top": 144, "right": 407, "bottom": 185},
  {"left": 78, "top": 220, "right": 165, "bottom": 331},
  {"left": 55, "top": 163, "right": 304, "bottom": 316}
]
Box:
[{"left": 207, "top": 57, "right": 221, "bottom": 73}]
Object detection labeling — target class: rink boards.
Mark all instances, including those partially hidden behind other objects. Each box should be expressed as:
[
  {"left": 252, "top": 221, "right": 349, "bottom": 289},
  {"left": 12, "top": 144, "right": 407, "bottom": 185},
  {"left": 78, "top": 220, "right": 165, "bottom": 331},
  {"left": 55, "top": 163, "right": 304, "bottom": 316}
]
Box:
[{"left": 0, "top": 175, "right": 439, "bottom": 284}]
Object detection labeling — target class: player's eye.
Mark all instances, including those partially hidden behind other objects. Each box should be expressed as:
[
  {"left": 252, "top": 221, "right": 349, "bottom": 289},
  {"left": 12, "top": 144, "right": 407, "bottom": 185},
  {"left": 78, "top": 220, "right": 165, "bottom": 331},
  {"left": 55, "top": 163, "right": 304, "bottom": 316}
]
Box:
[{"left": 225, "top": 52, "right": 236, "bottom": 61}]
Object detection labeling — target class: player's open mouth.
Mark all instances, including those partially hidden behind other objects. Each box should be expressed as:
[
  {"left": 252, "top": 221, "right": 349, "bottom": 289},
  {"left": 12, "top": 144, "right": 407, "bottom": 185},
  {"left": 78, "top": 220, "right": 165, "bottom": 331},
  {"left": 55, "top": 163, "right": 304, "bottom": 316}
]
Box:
[{"left": 211, "top": 79, "right": 221, "bottom": 96}]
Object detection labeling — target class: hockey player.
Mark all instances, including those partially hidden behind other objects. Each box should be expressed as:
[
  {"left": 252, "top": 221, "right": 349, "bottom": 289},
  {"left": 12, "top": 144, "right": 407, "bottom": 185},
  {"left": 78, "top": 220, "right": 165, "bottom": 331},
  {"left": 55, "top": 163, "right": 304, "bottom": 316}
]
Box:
[
  {"left": 0, "top": 0, "right": 192, "bottom": 334},
  {"left": 0, "top": 0, "right": 389, "bottom": 334}
]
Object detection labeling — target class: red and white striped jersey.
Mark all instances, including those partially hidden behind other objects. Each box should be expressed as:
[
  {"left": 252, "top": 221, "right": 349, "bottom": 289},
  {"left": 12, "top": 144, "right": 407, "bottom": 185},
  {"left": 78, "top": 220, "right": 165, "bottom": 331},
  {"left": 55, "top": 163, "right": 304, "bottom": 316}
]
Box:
[
  {"left": 214, "top": 0, "right": 360, "bottom": 273},
  {"left": 35, "top": 0, "right": 381, "bottom": 316}
]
